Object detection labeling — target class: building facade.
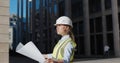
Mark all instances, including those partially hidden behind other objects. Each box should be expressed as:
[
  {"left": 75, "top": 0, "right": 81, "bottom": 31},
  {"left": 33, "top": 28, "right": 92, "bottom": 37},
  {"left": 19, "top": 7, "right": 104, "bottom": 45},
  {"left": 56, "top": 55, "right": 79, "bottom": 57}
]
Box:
[
  {"left": 70, "top": 0, "right": 120, "bottom": 57},
  {"left": 23, "top": 0, "right": 120, "bottom": 58},
  {"left": 10, "top": 0, "right": 120, "bottom": 60},
  {"left": 30, "top": 0, "right": 120, "bottom": 58},
  {"left": 0, "top": 0, "right": 10, "bottom": 63}
]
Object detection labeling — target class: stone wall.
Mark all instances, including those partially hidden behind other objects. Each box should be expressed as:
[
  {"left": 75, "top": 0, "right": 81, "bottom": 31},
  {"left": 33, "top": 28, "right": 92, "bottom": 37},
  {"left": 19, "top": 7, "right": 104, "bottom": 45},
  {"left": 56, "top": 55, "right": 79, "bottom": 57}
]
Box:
[{"left": 0, "top": 0, "right": 10, "bottom": 63}]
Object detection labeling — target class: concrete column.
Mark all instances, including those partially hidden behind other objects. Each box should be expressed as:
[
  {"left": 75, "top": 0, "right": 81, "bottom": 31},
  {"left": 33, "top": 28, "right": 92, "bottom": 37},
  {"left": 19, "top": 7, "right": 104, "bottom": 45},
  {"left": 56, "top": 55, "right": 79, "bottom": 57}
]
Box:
[
  {"left": 111, "top": 0, "right": 120, "bottom": 56},
  {"left": 0, "top": 0, "right": 10, "bottom": 63},
  {"left": 83, "top": 0, "right": 91, "bottom": 56},
  {"left": 65, "top": 0, "right": 72, "bottom": 17},
  {"left": 101, "top": 0, "right": 107, "bottom": 47}
]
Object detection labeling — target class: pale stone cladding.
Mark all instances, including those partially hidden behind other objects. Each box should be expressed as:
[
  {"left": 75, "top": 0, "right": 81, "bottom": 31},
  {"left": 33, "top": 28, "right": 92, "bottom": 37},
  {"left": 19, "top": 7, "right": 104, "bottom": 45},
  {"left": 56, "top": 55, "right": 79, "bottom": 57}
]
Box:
[{"left": 0, "top": 0, "right": 10, "bottom": 63}]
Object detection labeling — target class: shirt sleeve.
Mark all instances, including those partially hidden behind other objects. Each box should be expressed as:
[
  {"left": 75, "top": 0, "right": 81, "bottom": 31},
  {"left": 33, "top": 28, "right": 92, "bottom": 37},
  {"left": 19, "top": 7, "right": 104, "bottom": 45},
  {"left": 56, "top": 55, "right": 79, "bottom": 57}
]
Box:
[
  {"left": 47, "top": 53, "right": 52, "bottom": 58},
  {"left": 63, "top": 42, "right": 73, "bottom": 63}
]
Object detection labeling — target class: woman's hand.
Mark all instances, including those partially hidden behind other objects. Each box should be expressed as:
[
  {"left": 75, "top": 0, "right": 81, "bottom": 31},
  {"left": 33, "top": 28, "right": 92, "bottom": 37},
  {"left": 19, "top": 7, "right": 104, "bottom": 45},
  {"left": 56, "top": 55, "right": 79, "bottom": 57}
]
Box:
[
  {"left": 43, "top": 54, "right": 63, "bottom": 63},
  {"left": 43, "top": 54, "right": 48, "bottom": 59},
  {"left": 44, "top": 58, "right": 54, "bottom": 63},
  {"left": 45, "top": 59, "right": 64, "bottom": 63},
  {"left": 43, "top": 54, "right": 53, "bottom": 63}
]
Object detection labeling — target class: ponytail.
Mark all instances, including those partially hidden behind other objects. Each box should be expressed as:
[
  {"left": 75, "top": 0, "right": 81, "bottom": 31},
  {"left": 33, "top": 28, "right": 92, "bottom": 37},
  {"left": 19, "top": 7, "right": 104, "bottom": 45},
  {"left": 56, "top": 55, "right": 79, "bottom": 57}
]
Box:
[{"left": 69, "top": 28, "right": 75, "bottom": 42}]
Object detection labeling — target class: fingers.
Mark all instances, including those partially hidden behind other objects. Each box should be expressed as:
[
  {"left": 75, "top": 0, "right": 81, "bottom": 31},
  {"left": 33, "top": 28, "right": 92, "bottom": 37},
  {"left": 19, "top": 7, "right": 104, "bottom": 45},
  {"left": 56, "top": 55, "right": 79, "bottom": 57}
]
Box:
[
  {"left": 45, "top": 59, "right": 54, "bottom": 63},
  {"left": 43, "top": 54, "right": 48, "bottom": 59}
]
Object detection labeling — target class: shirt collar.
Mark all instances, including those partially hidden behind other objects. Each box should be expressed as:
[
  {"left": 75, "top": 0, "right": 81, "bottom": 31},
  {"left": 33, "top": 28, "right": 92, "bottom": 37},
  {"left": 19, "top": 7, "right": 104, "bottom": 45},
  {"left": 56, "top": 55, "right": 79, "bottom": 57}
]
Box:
[{"left": 60, "top": 35, "right": 70, "bottom": 41}]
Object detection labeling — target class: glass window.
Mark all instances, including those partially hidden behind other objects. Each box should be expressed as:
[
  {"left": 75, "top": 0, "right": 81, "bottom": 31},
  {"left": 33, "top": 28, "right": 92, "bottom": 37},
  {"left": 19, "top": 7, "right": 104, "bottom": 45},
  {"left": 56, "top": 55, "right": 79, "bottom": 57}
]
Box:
[
  {"left": 105, "top": 0, "right": 111, "bottom": 10},
  {"left": 89, "top": 0, "right": 101, "bottom": 14},
  {"left": 95, "top": 17, "right": 102, "bottom": 33},
  {"left": 90, "top": 19, "right": 95, "bottom": 33},
  {"left": 96, "top": 34, "right": 103, "bottom": 55},
  {"left": 106, "top": 15, "right": 113, "bottom": 31},
  {"left": 74, "top": 36, "right": 79, "bottom": 55},
  {"left": 54, "top": 4, "right": 58, "bottom": 16},
  {"left": 90, "top": 35, "right": 95, "bottom": 54},
  {"left": 36, "top": 0, "right": 40, "bottom": 10},
  {"left": 49, "top": 0, "right": 52, "bottom": 3},
  {"left": 79, "top": 36, "right": 85, "bottom": 54},
  {"left": 78, "top": 21, "right": 84, "bottom": 34},
  {"left": 73, "top": 23, "right": 78, "bottom": 35},
  {"left": 71, "top": 0, "right": 83, "bottom": 18},
  {"left": 43, "top": 0, "right": 45, "bottom": 7},
  {"left": 119, "top": 13, "right": 120, "bottom": 30},
  {"left": 118, "top": 0, "right": 120, "bottom": 6},
  {"left": 58, "top": 1, "right": 65, "bottom": 16},
  {"left": 107, "top": 33, "right": 114, "bottom": 55}
]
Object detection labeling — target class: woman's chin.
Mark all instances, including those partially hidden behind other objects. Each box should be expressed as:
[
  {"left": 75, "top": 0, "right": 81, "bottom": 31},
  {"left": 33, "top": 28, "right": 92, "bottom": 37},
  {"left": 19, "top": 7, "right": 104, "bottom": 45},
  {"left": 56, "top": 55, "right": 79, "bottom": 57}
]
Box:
[{"left": 57, "top": 32, "right": 61, "bottom": 35}]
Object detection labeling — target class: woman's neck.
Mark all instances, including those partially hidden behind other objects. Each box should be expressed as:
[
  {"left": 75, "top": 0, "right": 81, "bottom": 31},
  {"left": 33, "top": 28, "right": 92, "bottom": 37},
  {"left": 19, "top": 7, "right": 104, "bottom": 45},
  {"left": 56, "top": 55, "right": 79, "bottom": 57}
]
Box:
[{"left": 61, "top": 33, "right": 69, "bottom": 36}]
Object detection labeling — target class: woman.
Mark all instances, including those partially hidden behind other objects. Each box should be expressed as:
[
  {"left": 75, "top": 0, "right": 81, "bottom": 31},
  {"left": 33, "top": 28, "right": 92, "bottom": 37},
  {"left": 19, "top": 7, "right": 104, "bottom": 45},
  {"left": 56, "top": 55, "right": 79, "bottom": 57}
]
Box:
[{"left": 44, "top": 16, "right": 76, "bottom": 63}]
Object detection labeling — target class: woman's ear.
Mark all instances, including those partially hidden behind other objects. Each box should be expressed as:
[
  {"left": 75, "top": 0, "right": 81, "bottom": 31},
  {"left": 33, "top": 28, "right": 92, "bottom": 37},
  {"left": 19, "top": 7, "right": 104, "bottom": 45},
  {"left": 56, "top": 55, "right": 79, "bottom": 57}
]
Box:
[
  {"left": 65, "top": 26, "right": 70, "bottom": 33},
  {"left": 67, "top": 26, "right": 71, "bottom": 30}
]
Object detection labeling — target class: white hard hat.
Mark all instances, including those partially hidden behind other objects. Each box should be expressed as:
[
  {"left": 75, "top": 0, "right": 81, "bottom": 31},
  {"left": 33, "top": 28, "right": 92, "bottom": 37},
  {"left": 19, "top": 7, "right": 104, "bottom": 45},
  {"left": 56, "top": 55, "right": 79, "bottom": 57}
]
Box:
[{"left": 54, "top": 16, "right": 73, "bottom": 28}]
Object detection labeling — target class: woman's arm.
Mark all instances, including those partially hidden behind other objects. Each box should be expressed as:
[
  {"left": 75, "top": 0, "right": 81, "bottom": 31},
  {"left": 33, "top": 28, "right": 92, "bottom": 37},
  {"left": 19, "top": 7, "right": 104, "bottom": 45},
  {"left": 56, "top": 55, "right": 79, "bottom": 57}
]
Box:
[
  {"left": 63, "top": 42, "right": 73, "bottom": 63},
  {"left": 47, "top": 42, "right": 73, "bottom": 63},
  {"left": 47, "top": 59, "right": 64, "bottom": 63},
  {"left": 43, "top": 54, "right": 52, "bottom": 59}
]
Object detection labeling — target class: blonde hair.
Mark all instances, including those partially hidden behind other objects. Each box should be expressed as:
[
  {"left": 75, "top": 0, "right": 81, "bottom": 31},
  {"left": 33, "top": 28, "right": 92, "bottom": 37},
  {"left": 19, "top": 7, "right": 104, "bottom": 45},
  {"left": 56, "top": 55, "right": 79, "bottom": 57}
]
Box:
[
  {"left": 63, "top": 25, "right": 75, "bottom": 42},
  {"left": 69, "top": 27, "right": 75, "bottom": 42}
]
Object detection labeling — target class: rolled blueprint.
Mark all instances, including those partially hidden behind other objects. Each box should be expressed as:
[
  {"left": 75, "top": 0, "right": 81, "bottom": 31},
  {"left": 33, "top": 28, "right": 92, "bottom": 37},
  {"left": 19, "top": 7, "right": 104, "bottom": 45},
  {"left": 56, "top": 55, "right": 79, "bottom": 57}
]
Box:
[
  {"left": 16, "top": 42, "right": 24, "bottom": 51},
  {"left": 16, "top": 41, "right": 45, "bottom": 63}
]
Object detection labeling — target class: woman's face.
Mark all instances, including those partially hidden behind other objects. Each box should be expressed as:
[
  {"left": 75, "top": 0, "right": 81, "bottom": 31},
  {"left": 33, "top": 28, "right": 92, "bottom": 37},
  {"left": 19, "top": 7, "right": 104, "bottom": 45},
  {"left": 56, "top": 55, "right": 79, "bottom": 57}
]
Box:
[{"left": 56, "top": 24, "right": 69, "bottom": 36}]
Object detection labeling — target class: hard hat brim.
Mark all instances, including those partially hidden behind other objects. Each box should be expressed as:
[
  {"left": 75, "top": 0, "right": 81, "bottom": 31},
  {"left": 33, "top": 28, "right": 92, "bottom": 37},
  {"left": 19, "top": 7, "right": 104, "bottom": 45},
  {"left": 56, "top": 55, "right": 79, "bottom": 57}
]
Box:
[{"left": 54, "top": 24, "right": 73, "bottom": 28}]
